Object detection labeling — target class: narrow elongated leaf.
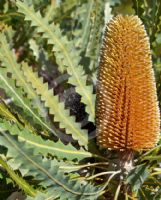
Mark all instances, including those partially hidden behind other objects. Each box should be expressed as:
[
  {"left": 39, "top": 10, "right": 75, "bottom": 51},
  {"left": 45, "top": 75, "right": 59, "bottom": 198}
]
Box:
[
  {"left": 21, "top": 62, "right": 88, "bottom": 147},
  {"left": 73, "top": 0, "right": 94, "bottom": 49},
  {"left": 0, "top": 132, "right": 102, "bottom": 199},
  {"left": 0, "top": 32, "right": 35, "bottom": 99},
  {"left": 0, "top": 32, "right": 54, "bottom": 134},
  {"left": 0, "top": 119, "right": 91, "bottom": 161},
  {"left": 16, "top": 0, "right": 95, "bottom": 122},
  {"left": 0, "top": 157, "right": 36, "bottom": 197},
  {"left": 126, "top": 164, "right": 150, "bottom": 193},
  {"left": 0, "top": 69, "right": 55, "bottom": 136},
  {"left": 85, "top": 1, "right": 105, "bottom": 71}
]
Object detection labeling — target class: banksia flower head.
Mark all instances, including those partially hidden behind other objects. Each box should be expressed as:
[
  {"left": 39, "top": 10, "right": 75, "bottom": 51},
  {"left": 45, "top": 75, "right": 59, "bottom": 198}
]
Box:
[{"left": 96, "top": 15, "right": 160, "bottom": 151}]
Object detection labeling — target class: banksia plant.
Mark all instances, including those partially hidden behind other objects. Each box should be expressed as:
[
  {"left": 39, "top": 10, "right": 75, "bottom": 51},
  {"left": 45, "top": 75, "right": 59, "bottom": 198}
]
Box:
[
  {"left": 1, "top": 1, "right": 161, "bottom": 199},
  {"left": 96, "top": 15, "right": 160, "bottom": 152}
]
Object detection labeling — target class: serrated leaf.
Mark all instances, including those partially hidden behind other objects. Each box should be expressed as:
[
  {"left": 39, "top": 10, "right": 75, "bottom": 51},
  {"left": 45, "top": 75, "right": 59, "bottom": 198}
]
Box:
[
  {"left": 72, "top": 0, "right": 94, "bottom": 49},
  {"left": 0, "top": 132, "right": 102, "bottom": 199},
  {"left": 0, "top": 32, "right": 48, "bottom": 119},
  {"left": 85, "top": 1, "right": 106, "bottom": 71},
  {"left": 21, "top": 62, "right": 88, "bottom": 147},
  {"left": 126, "top": 164, "right": 150, "bottom": 193},
  {"left": 0, "top": 69, "right": 55, "bottom": 136},
  {"left": 0, "top": 157, "right": 36, "bottom": 197},
  {"left": 0, "top": 119, "right": 91, "bottom": 161},
  {"left": 16, "top": 0, "right": 95, "bottom": 122}
]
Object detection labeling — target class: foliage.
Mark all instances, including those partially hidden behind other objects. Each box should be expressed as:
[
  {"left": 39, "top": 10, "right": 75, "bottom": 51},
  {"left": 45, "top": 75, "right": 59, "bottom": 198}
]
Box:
[{"left": 0, "top": 0, "right": 160, "bottom": 199}]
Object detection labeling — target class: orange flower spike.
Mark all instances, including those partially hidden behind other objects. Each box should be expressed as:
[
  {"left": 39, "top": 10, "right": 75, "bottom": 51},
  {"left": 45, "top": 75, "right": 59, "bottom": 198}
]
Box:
[{"left": 96, "top": 15, "right": 160, "bottom": 151}]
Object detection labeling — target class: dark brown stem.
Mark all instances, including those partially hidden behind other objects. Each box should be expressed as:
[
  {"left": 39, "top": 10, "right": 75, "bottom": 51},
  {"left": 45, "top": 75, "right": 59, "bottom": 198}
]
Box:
[
  {"left": 119, "top": 149, "right": 134, "bottom": 174},
  {"left": 117, "top": 150, "right": 134, "bottom": 199}
]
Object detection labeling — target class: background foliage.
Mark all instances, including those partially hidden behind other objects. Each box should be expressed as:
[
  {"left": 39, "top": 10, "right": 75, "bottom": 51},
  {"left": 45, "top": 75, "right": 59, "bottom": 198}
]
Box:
[{"left": 0, "top": 0, "right": 160, "bottom": 199}]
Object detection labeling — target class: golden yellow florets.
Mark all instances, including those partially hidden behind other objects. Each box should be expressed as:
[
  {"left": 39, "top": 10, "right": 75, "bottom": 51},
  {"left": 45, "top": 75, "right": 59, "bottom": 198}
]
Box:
[{"left": 96, "top": 15, "right": 160, "bottom": 151}]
